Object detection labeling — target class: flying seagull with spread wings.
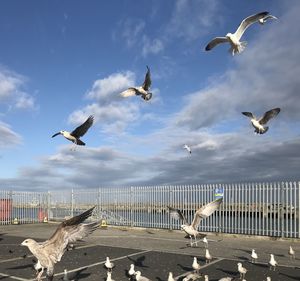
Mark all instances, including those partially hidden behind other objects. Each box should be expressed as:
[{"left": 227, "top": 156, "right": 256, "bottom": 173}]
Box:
[
  {"left": 205, "top": 12, "right": 270, "bottom": 55},
  {"left": 21, "top": 207, "right": 98, "bottom": 281},
  {"left": 242, "top": 108, "right": 280, "bottom": 134},
  {"left": 52, "top": 115, "right": 94, "bottom": 149},
  {"left": 183, "top": 144, "right": 192, "bottom": 154},
  {"left": 120, "top": 66, "right": 152, "bottom": 101},
  {"left": 168, "top": 198, "right": 223, "bottom": 246}
]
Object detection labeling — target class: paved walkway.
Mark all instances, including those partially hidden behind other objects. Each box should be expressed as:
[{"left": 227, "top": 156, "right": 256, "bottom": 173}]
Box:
[{"left": 0, "top": 224, "right": 299, "bottom": 280}]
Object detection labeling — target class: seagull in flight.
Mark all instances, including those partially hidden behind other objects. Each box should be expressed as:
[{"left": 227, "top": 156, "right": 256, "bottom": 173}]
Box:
[
  {"left": 52, "top": 115, "right": 94, "bottom": 150},
  {"left": 183, "top": 144, "right": 192, "bottom": 154},
  {"left": 259, "top": 14, "right": 277, "bottom": 24},
  {"left": 120, "top": 66, "right": 152, "bottom": 101},
  {"left": 242, "top": 108, "right": 280, "bottom": 134},
  {"left": 21, "top": 207, "right": 98, "bottom": 281},
  {"left": 168, "top": 198, "right": 223, "bottom": 246},
  {"left": 205, "top": 11, "right": 270, "bottom": 55}
]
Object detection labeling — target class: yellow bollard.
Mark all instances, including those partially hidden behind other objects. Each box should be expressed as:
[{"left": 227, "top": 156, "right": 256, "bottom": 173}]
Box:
[{"left": 100, "top": 219, "right": 108, "bottom": 229}]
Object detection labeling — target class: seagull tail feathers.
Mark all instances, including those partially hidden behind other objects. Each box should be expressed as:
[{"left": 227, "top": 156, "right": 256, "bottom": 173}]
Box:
[{"left": 260, "top": 126, "right": 269, "bottom": 134}]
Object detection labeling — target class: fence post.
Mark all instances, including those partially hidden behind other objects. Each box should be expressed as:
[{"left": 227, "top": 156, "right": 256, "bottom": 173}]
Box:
[
  {"left": 169, "top": 186, "right": 172, "bottom": 231},
  {"left": 71, "top": 189, "right": 74, "bottom": 217},
  {"left": 298, "top": 182, "right": 300, "bottom": 238},
  {"left": 280, "top": 182, "right": 285, "bottom": 238},
  {"left": 47, "top": 191, "right": 51, "bottom": 222},
  {"left": 130, "top": 186, "right": 134, "bottom": 227}
]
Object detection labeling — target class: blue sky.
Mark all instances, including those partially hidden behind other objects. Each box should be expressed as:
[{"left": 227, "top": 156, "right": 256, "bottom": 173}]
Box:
[{"left": 0, "top": 0, "right": 300, "bottom": 190}]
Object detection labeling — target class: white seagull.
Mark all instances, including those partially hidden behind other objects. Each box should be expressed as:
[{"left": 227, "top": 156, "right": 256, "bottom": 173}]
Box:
[
  {"left": 52, "top": 115, "right": 94, "bottom": 149},
  {"left": 289, "top": 246, "right": 295, "bottom": 260},
  {"left": 259, "top": 14, "right": 277, "bottom": 24},
  {"left": 183, "top": 144, "right": 192, "bottom": 154},
  {"left": 120, "top": 66, "right": 152, "bottom": 101},
  {"left": 21, "top": 207, "right": 98, "bottom": 281},
  {"left": 269, "top": 254, "right": 278, "bottom": 271},
  {"left": 105, "top": 257, "right": 115, "bottom": 271},
  {"left": 218, "top": 278, "right": 233, "bottom": 281},
  {"left": 205, "top": 249, "right": 212, "bottom": 264},
  {"left": 242, "top": 108, "right": 280, "bottom": 134},
  {"left": 168, "top": 198, "right": 223, "bottom": 246},
  {"left": 168, "top": 272, "right": 175, "bottom": 281},
  {"left": 237, "top": 262, "right": 247, "bottom": 279},
  {"left": 251, "top": 249, "right": 258, "bottom": 263},
  {"left": 128, "top": 264, "right": 136, "bottom": 279},
  {"left": 135, "top": 271, "right": 151, "bottom": 281},
  {"left": 205, "top": 11, "right": 269, "bottom": 55},
  {"left": 106, "top": 271, "right": 115, "bottom": 281},
  {"left": 204, "top": 275, "right": 209, "bottom": 281},
  {"left": 203, "top": 237, "right": 208, "bottom": 248},
  {"left": 192, "top": 257, "right": 201, "bottom": 273}
]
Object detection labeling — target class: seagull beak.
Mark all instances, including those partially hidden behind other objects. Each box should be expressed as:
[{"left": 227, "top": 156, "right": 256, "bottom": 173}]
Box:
[{"left": 51, "top": 132, "right": 61, "bottom": 138}]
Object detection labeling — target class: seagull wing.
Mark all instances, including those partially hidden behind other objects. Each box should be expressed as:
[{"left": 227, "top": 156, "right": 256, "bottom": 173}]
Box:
[
  {"left": 264, "top": 14, "right": 278, "bottom": 21},
  {"left": 191, "top": 198, "right": 223, "bottom": 229},
  {"left": 71, "top": 115, "right": 94, "bottom": 138},
  {"left": 234, "top": 11, "right": 269, "bottom": 40},
  {"left": 242, "top": 112, "right": 255, "bottom": 119},
  {"left": 205, "top": 37, "right": 228, "bottom": 51},
  {"left": 142, "top": 66, "right": 151, "bottom": 91},
  {"left": 120, "top": 88, "right": 138, "bottom": 97},
  {"left": 167, "top": 206, "right": 188, "bottom": 225},
  {"left": 258, "top": 108, "right": 280, "bottom": 125},
  {"left": 40, "top": 207, "right": 97, "bottom": 264}
]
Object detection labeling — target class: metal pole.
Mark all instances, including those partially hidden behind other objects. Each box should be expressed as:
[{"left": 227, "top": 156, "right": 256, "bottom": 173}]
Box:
[{"left": 71, "top": 189, "right": 74, "bottom": 217}]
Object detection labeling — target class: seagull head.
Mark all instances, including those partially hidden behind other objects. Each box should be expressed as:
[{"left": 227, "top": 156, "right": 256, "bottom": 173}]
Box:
[
  {"left": 21, "top": 238, "right": 35, "bottom": 247},
  {"left": 143, "top": 92, "right": 152, "bottom": 101},
  {"left": 52, "top": 131, "right": 63, "bottom": 138}
]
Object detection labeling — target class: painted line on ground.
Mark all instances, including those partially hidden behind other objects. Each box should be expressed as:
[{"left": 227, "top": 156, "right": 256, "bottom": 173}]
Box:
[
  {"left": 51, "top": 249, "right": 151, "bottom": 278},
  {"left": 0, "top": 272, "right": 31, "bottom": 281},
  {"left": 174, "top": 258, "right": 224, "bottom": 280}
]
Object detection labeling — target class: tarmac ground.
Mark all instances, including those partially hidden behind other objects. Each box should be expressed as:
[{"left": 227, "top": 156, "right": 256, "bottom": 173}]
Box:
[{"left": 0, "top": 224, "right": 299, "bottom": 281}]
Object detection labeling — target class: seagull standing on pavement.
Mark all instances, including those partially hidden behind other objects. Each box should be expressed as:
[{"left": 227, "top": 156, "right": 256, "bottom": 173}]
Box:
[
  {"left": 237, "top": 262, "right": 247, "bottom": 279},
  {"left": 120, "top": 66, "right": 152, "bottom": 101},
  {"left": 269, "top": 254, "right": 278, "bottom": 271},
  {"left": 242, "top": 108, "right": 280, "bottom": 134},
  {"left": 106, "top": 272, "right": 115, "bottom": 281},
  {"left": 167, "top": 272, "right": 175, "bottom": 281},
  {"left": 205, "top": 249, "right": 212, "bottom": 264},
  {"left": 168, "top": 198, "right": 223, "bottom": 246},
  {"left": 203, "top": 237, "right": 208, "bottom": 248},
  {"left": 135, "top": 271, "right": 151, "bottom": 281},
  {"left": 251, "top": 249, "right": 258, "bottom": 263},
  {"left": 105, "top": 257, "right": 115, "bottom": 271},
  {"left": 52, "top": 115, "right": 94, "bottom": 150},
  {"left": 205, "top": 12, "right": 270, "bottom": 55},
  {"left": 128, "top": 264, "right": 135, "bottom": 279},
  {"left": 289, "top": 246, "right": 295, "bottom": 260},
  {"left": 192, "top": 257, "right": 201, "bottom": 273}
]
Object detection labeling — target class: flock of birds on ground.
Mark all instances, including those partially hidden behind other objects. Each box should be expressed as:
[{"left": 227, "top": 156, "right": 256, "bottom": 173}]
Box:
[
  {"left": 51, "top": 11, "right": 281, "bottom": 154},
  {"left": 17, "top": 9, "right": 297, "bottom": 281}
]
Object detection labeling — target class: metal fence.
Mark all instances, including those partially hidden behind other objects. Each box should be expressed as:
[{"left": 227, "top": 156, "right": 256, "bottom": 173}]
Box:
[{"left": 1, "top": 182, "right": 299, "bottom": 238}]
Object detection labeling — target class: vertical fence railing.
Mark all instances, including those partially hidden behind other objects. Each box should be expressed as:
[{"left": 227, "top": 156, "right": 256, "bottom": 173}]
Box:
[{"left": 0, "top": 182, "right": 299, "bottom": 238}]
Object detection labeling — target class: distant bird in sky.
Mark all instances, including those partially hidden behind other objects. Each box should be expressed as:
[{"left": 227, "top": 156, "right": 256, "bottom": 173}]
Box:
[
  {"left": 52, "top": 115, "right": 94, "bottom": 149},
  {"left": 289, "top": 246, "right": 295, "bottom": 260},
  {"left": 259, "top": 14, "right": 277, "bottom": 24},
  {"left": 269, "top": 254, "right": 278, "bottom": 271},
  {"left": 242, "top": 108, "right": 280, "bottom": 134},
  {"left": 120, "top": 66, "right": 152, "bottom": 101},
  {"left": 21, "top": 207, "right": 97, "bottom": 281},
  {"left": 183, "top": 144, "right": 192, "bottom": 154},
  {"left": 168, "top": 198, "right": 223, "bottom": 246},
  {"left": 237, "top": 262, "right": 247, "bottom": 279},
  {"left": 205, "top": 11, "right": 270, "bottom": 55},
  {"left": 251, "top": 249, "right": 258, "bottom": 263}
]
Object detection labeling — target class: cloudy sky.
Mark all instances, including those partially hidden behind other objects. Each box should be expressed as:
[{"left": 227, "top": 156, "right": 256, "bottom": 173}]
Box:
[{"left": 0, "top": 0, "right": 300, "bottom": 191}]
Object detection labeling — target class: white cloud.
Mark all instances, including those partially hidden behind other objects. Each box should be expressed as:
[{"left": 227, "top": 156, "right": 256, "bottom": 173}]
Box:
[
  {"left": 142, "top": 36, "right": 164, "bottom": 57},
  {"left": 86, "top": 71, "right": 135, "bottom": 103},
  {"left": 0, "top": 121, "right": 22, "bottom": 148},
  {"left": 0, "top": 68, "right": 36, "bottom": 110}
]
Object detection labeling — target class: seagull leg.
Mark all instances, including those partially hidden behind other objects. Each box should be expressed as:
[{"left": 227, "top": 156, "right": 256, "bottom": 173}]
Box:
[{"left": 36, "top": 268, "right": 44, "bottom": 281}]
